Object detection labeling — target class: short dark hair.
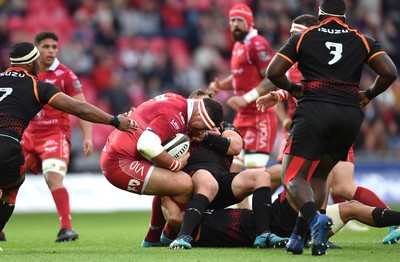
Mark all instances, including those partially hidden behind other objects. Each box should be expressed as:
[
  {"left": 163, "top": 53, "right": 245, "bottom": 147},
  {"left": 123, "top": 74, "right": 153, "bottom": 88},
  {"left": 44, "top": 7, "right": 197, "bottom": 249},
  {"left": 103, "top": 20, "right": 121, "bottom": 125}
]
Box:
[
  {"left": 320, "top": 0, "right": 346, "bottom": 16},
  {"left": 293, "top": 14, "right": 319, "bottom": 27},
  {"left": 203, "top": 98, "right": 223, "bottom": 128},
  {"left": 189, "top": 89, "right": 214, "bottom": 99},
  {"left": 34, "top": 31, "right": 59, "bottom": 45}
]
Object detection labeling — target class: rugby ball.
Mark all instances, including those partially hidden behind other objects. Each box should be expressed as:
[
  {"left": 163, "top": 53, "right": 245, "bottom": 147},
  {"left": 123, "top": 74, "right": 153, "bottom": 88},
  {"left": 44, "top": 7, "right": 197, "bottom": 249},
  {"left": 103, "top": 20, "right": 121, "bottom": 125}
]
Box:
[{"left": 162, "top": 133, "right": 190, "bottom": 159}]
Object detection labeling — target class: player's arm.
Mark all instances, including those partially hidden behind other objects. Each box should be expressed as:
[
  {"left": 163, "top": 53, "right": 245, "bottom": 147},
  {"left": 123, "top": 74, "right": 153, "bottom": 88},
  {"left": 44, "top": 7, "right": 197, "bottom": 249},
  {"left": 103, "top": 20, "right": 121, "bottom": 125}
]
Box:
[
  {"left": 203, "top": 122, "right": 243, "bottom": 156},
  {"left": 359, "top": 52, "right": 397, "bottom": 107},
  {"left": 72, "top": 93, "right": 93, "bottom": 157},
  {"left": 208, "top": 75, "right": 233, "bottom": 94},
  {"left": 137, "top": 128, "right": 189, "bottom": 172},
  {"left": 267, "top": 54, "right": 302, "bottom": 98},
  {"left": 49, "top": 92, "right": 137, "bottom": 133}
]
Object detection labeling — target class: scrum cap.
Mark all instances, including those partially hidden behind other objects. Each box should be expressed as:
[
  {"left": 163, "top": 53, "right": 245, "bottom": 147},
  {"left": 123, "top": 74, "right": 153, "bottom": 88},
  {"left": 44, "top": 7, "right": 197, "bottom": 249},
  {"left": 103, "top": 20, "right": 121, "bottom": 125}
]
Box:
[
  {"left": 10, "top": 42, "right": 40, "bottom": 64},
  {"left": 229, "top": 4, "right": 254, "bottom": 31}
]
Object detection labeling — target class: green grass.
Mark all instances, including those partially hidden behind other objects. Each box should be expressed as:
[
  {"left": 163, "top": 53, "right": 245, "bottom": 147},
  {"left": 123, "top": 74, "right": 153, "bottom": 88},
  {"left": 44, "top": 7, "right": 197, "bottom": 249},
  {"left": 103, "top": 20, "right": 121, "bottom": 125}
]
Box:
[{"left": 1, "top": 211, "right": 400, "bottom": 261}]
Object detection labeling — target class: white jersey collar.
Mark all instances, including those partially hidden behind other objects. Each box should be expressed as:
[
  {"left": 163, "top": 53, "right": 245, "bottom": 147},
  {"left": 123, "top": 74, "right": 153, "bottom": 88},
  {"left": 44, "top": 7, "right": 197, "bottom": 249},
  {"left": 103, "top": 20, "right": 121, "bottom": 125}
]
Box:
[
  {"left": 47, "top": 58, "right": 60, "bottom": 71},
  {"left": 244, "top": 28, "right": 258, "bottom": 45}
]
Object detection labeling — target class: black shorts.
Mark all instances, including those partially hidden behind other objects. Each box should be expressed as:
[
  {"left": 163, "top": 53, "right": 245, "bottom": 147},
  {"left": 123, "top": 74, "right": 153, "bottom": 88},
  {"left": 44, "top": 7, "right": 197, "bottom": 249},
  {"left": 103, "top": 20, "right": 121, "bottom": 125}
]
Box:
[
  {"left": 288, "top": 101, "right": 363, "bottom": 161},
  {"left": 269, "top": 195, "right": 298, "bottom": 237},
  {"left": 208, "top": 172, "right": 242, "bottom": 209},
  {"left": 0, "top": 137, "right": 25, "bottom": 186}
]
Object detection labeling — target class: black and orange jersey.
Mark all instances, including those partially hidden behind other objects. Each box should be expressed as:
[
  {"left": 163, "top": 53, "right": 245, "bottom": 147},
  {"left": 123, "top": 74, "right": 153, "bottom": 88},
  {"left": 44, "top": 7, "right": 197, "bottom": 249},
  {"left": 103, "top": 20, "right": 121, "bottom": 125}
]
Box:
[
  {"left": 277, "top": 17, "right": 385, "bottom": 107},
  {"left": 0, "top": 67, "right": 61, "bottom": 140}
]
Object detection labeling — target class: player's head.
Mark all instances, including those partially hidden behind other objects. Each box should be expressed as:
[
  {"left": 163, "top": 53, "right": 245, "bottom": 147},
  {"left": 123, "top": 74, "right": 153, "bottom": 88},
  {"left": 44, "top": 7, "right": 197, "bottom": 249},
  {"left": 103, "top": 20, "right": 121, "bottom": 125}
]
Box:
[
  {"left": 229, "top": 4, "right": 253, "bottom": 41},
  {"left": 189, "top": 98, "right": 223, "bottom": 132},
  {"left": 9, "top": 41, "right": 41, "bottom": 75},
  {"left": 189, "top": 89, "right": 214, "bottom": 99},
  {"left": 290, "top": 14, "right": 319, "bottom": 35},
  {"left": 34, "top": 31, "right": 59, "bottom": 68},
  {"left": 318, "top": 0, "right": 346, "bottom": 21}
]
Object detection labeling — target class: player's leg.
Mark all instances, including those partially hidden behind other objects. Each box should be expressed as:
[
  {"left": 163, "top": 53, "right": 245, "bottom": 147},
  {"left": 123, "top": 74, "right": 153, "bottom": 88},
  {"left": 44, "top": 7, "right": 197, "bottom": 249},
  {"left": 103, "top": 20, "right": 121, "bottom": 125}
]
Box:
[
  {"left": 231, "top": 150, "right": 249, "bottom": 208},
  {"left": 36, "top": 133, "right": 77, "bottom": 242},
  {"left": 266, "top": 164, "right": 283, "bottom": 194},
  {"left": 142, "top": 196, "right": 165, "bottom": 247},
  {"left": 0, "top": 142, "right": 26, "bottom": 240},
  {"left": 230, "top": 168, "right": 288, "bottom": 248},
  {"left": 283, "top": 154, "right": 335, "bottom": 255},
  {"left": 170, "top": 170, "right": 217, "bottom": 249}
]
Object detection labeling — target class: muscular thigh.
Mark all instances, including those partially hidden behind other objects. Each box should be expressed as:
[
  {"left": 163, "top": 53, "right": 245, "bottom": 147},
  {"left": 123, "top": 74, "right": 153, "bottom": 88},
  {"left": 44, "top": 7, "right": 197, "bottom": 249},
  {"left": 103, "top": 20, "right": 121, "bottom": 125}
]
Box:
[{"left": 100, "top": 151, "right": 192, "bottom": 196}]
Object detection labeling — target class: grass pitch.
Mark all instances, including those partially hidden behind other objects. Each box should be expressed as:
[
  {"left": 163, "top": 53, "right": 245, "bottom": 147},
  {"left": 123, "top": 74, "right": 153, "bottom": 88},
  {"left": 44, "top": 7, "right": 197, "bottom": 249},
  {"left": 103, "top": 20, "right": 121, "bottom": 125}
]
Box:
[{"left": 1, "top": 211, "right": 399, "bottom": 261}]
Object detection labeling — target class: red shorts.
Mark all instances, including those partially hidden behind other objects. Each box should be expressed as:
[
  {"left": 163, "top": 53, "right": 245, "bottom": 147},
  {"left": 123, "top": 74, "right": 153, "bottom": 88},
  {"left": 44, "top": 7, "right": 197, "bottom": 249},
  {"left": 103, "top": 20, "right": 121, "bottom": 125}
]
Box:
[
  {"left": 21, "top": 131, "right": 70, "bottom": 174},
  {"left": 100, "top": 148, "right": 154, "bottom": 195},
  {"left": 234, "top": 110, "right": 277, "bottom": 154}
]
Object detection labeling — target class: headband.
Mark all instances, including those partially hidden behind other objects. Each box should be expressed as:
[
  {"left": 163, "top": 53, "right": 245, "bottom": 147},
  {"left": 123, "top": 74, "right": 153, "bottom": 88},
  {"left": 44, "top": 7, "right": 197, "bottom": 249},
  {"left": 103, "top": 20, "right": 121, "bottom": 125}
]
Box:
[
  {"left": 290, "top": 23, "right": 308, "bottom": 34},
  {"left": 198, "top": 100, "right": 215, "bottom": 130},
  {"left": 318, "top": 7, "right": 346, "bottom": 18},
  {"left": 10, "top": 46, "right": 40, "bottom": 64}
]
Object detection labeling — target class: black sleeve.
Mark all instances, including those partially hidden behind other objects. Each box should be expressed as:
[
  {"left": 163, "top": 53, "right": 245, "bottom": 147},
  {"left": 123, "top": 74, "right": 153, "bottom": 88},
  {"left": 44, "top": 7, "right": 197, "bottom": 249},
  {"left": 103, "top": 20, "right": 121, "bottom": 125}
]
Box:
[{"left": 37, "top": 81, "right": 61, "bottom": 105}]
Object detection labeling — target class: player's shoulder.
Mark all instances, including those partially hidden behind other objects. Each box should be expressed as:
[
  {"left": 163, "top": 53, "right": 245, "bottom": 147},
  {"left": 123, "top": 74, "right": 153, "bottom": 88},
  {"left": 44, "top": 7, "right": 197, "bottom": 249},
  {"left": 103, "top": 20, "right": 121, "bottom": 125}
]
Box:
[{"left": 250, "top": 35, "right": 270, "bottom": 45}]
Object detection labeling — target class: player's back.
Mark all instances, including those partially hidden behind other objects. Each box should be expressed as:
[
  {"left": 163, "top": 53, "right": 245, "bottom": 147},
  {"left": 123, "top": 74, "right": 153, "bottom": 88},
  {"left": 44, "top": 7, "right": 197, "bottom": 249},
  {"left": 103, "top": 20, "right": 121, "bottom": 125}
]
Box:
[
  {"left": 0, "top": 68, "right": 59, "bottom": 140},
  {"left": 106, "top": 93, "right": 189, "bottom": 159},
  {"left": 294, "top": 18, "right": 382, "bottom": 106}
]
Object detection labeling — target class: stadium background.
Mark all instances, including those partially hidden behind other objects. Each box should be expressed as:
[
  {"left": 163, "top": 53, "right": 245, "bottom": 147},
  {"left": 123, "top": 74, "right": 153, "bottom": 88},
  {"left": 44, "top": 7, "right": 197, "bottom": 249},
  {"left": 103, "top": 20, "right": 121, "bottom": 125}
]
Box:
[{"left": 0, "top": 0, "right": 399, "bottom": 210}]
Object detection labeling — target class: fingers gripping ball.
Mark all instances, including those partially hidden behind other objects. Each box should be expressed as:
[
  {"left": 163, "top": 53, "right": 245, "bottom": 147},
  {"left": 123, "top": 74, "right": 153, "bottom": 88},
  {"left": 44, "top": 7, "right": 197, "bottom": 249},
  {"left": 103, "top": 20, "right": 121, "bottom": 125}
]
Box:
[{"left": 162, "top": 133, "right": 190, "bottom": 160}]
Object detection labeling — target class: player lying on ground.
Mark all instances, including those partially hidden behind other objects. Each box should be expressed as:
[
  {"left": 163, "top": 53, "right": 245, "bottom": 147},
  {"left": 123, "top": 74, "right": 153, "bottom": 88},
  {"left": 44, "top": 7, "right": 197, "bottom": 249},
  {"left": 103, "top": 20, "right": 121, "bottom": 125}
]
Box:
[{"left": 160, "top": 193, "right": 400, "bottom": 250}]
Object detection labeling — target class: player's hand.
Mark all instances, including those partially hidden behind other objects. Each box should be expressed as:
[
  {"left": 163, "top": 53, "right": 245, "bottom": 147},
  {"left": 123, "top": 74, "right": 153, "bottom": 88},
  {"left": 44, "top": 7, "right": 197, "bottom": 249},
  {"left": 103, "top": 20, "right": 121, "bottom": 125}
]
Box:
[
  {"left": 256, "top": 92, "right": 279, "bottom": 112},
  {"left": 227, "top": 96, "right": 247, "bottom": 110},
  {"left": 82, "top": 138, "right": 93, "bottom": 157},
  {"left": 177, "top": 153, "right": 190, "bottom": 169},
  {"left": 358, "top": 90, "right": 370, "bottom": 108},
  {"left": 116, "top": 115, "right": 139, "bottom": 133},
  {"left": 208, "top": 78, "right": 222, "bottom": 94}
]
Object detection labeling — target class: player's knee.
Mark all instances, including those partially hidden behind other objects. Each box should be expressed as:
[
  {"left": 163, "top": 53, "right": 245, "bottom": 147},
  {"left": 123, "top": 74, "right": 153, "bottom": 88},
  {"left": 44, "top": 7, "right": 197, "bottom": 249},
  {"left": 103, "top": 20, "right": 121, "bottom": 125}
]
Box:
[
  {"left": 42, "top": 158, "right": 68, "bottom": 176},
  {"left": 244, "top": 153, "right": 269, "bottom": 168},
  {"left": 168, "top": 213, "right": 183, "bottom": 231},
  {"left": 330, "top": 185, "right": 354, "bottom": 200}
]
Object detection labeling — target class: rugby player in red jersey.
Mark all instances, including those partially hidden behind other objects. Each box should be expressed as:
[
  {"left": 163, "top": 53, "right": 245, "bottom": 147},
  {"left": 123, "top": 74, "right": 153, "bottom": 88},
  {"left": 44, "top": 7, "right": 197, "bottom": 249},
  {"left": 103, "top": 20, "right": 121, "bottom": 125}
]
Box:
[
  {"left": 21, "top": 32, "right": 94, "bottom": 242},
  {"left": 209, "top": 3, "right": 278, "bottom": 209},
  {"left": 100, "top": 92, "right": 223, "bottom": 246}
]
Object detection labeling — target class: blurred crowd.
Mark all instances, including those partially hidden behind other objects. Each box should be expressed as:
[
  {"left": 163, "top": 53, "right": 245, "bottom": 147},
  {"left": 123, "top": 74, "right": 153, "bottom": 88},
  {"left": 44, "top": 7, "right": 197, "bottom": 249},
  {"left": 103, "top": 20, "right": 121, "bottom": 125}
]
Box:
[{"left": 1, "top": 0, "right": 399, "bottom": 164}]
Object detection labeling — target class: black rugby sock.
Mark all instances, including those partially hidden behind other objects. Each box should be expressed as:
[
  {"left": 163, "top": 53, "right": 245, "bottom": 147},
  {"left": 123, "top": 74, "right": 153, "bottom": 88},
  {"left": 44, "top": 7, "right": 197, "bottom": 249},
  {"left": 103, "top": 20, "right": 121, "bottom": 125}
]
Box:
[
  {"left": 178, "top": 194, "right": 209, "bottom": 238},
  {"left": 293, "top": 216, "right": 310, "bottom": 239},
  {"left": 252, "top": 187, "right": 272, "bottom": 235},
  {"left": 372, "top": 208, "right": 400, "bottom": 227},
  {"left": 300, "top": 201, "right": 318, "bottom": 225},
  {"left": 0, "top": 201, "right": 15, "bottom": 232}
]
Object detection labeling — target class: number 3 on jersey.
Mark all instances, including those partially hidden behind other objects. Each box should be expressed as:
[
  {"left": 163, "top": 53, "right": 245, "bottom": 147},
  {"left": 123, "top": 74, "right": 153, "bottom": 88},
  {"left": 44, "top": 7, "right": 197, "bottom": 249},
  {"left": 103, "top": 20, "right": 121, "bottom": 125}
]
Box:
[
  {"left": 0, "top": 87, "right": 13, "bottom": 101},
  {"left": 325, "top": 42, "right": 343, "bottom": 65}
]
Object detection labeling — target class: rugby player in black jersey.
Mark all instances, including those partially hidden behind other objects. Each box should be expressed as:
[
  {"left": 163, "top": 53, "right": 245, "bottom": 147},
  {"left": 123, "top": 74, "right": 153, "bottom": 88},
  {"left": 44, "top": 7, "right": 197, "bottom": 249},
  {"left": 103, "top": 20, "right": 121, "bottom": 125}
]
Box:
[
  {"left": 266, "top": 0, "right": 397, "bottom": 256},
  {"left": 0, "top": 42, "right": 137, "bottom": 240}
]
